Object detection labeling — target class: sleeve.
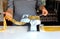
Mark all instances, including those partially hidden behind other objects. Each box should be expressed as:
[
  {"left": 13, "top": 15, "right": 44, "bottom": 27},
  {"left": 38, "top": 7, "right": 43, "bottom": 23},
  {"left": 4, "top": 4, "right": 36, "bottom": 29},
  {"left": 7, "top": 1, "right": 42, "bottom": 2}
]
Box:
[
  {"left": 7, "top": 0, "right": 14, "bottom": 10},
  {"left": 38, "top": 0, "right": 46, "bottom": 6}
]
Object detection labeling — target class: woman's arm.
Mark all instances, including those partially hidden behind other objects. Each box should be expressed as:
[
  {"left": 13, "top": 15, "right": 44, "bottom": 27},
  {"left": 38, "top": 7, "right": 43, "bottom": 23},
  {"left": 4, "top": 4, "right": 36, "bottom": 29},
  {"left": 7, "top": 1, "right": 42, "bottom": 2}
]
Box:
[
  {"left": 38, "top": 0, "right": 48, "bottom": 16},
  {"left": 38, "top": 0, "right": 46, "bottom": 10},
  {"left": 4, "top": 0, "right": 14, "bottom": 21},
  {"left": 7, "top": 0, "right": 14, "bottom": 16}
]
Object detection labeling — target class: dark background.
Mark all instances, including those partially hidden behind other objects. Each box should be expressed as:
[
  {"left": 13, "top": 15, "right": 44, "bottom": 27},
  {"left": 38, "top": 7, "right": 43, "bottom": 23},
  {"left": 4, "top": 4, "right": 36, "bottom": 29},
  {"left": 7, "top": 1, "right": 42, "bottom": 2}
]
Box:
[{"left": 41, "top": 0, "right": 60, "bottom": 26}]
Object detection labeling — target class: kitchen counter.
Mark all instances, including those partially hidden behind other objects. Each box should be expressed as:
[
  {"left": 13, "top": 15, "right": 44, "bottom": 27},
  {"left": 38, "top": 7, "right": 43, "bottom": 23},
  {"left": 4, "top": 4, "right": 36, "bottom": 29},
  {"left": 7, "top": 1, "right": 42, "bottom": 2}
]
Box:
[{"left": 0, "top": 26, "right": 60, "bottom": 39}]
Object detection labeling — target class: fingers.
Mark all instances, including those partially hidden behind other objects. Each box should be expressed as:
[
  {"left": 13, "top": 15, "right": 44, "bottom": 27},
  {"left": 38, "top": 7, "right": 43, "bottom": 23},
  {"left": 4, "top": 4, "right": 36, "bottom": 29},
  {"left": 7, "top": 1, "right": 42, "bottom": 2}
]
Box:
[
  {"left": 6, "top": 12, "right": 12, "bottom": 17},
  {"left": 5, "top": 15, "right": 12, "bottom": 21},
  {"left": 4, "top": 12, "right": 12, "bottom": 21},
  {"left": 42, "top": 9, "right": 48, "bottom": 16}
]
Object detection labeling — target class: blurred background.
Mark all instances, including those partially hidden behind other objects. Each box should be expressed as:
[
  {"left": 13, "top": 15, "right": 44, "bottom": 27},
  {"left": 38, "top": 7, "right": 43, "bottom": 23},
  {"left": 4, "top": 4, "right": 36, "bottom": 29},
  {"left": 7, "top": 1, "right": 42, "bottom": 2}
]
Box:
[{"left": 0, "top": 0, "right": 60, "bottom": 26}]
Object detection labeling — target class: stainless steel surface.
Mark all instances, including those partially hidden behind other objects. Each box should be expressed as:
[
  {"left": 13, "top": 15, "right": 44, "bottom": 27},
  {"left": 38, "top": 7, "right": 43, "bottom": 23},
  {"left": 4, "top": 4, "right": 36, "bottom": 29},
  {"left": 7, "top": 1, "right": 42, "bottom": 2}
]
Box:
[
  {"left": 30, "top": 20, "right": 41, "bottom": 31},
  {"left": 20, "top": 15, "right": 41, "bottom": 31}
]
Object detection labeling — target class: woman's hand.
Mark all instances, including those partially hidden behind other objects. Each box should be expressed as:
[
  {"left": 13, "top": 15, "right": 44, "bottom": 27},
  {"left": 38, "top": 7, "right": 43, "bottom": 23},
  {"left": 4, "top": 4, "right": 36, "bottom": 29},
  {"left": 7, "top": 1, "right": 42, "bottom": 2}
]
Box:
[
  {"left": 4, "top": 8, "right": 13, "bottom": 21},
  {"left": 39, "top": 6, "right": 48, "bottom": 16},
  {"left": 42, "top": 8, "right": 48, "bottom": 16}
]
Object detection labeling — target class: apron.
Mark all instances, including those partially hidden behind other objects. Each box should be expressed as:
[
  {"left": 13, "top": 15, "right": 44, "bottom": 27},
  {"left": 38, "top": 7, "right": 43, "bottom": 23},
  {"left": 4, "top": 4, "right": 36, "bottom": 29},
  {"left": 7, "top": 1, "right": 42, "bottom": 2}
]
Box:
[{"left": 14, "top": 0, "right": 36, "bottom": 21}]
